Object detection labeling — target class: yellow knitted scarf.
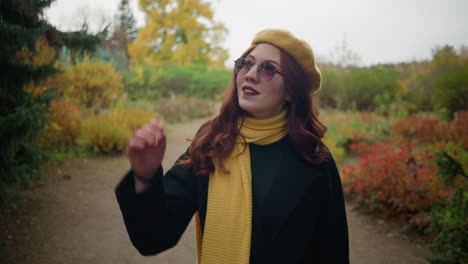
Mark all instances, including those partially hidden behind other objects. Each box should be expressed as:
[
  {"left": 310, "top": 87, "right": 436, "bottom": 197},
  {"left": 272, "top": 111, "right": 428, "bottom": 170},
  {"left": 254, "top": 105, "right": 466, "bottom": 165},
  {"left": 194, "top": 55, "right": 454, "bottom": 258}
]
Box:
[{"left": 195, "top": 111, "right": 288, "bottom": 264}]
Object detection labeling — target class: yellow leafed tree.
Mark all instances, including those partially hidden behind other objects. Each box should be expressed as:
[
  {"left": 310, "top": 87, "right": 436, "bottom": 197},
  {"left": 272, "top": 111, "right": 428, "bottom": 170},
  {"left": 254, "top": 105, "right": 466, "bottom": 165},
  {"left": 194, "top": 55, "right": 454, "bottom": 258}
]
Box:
[
  {"left": 17, "top": 37, "right": 58, "bottom": 95},
  {"left": 129, "top": 0, "right": 228, "bottom": 68}
]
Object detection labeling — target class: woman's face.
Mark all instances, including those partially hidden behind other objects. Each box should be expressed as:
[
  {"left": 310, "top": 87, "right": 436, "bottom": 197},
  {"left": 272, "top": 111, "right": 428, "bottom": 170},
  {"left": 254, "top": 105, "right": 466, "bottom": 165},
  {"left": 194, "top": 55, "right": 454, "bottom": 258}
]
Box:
[{"left": 236, "top": 43, "right": 289, "bottom": 119}]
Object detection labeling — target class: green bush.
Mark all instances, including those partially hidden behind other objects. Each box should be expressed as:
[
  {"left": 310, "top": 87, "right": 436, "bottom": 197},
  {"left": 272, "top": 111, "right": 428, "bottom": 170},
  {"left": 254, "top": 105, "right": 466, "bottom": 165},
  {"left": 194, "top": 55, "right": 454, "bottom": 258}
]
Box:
[
  {"left": 426, "top": 151, "right": 468, "bottom": 264},
  {"left": 345, "top": 67, "right": 400, "bottom": 110},
  {"left": 427, "top": 187, "right": 468, "bottom": 264},
  {"left": 318, "top": 68, "right": 340, "bottom": 108},
  {"left": 444, "top": 143, "right": 468, "bottom": 174},
  {"left": 433, "top": 64, "right": 468, "bottom": 120},
  {"left": 122, "top": 64, "right": 231, "bottom": 101},
  {"left": 0, "top": 93, "right": 51, "bottom": 186},
  {"left": 319, "top": 66, "right": 400, "bottom": 111}
]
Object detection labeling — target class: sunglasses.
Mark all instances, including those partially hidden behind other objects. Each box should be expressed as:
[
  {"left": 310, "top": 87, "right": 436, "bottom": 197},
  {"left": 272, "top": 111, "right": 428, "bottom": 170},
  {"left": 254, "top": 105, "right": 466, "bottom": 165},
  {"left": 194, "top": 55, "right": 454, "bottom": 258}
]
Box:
[{"left": 234, "top": 57, "right": 283, "bottom": 82}]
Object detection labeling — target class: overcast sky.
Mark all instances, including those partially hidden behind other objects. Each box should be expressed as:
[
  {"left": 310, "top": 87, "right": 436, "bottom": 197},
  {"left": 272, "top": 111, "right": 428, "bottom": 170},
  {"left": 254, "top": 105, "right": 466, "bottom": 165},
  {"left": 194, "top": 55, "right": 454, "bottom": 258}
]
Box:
[{"left": 45, "top": 0, "right": 468, "bottom": 66}]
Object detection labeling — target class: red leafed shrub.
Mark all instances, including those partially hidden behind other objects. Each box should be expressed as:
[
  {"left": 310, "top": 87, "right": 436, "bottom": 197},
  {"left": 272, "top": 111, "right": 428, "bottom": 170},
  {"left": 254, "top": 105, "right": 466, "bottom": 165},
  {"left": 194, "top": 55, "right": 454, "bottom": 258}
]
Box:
[
  {"left": 440, "top": 111, "right": 468, "bottom": 148},
  {"left": 342, "top": 138, "right": 453, "bottom": 229},
  {"left": 391, "top": 111, "right": 468, "bottom": 147},
  {"left": 343, "top": 112, "right": 467, "bottom": 231},
  {"left": 391, "top": 115, "right": 439, "bottom": 143},
  {"left": 348, "top": 140, "right": 393, "bottom": 155}
]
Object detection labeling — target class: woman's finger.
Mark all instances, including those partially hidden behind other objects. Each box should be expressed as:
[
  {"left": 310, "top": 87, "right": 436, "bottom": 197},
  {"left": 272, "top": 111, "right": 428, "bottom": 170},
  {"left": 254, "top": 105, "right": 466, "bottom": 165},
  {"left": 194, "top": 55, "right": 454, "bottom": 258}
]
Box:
[
  {"left": 150, "top": 120, "right": 164, "bottom": 132},
  {"left": 127, "top": 136, "right": 145, "bottom": 152}
]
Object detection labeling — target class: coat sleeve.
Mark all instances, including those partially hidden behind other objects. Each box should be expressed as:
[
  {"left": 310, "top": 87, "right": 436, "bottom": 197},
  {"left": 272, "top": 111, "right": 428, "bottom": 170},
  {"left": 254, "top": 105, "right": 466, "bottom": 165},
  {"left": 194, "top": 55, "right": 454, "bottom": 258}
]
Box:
[
  {"left": 115, "top": 153, "right": 197, "bottom": 256},
  {"left": 315, "top": 156, "right": 350, "bottom": 263}
]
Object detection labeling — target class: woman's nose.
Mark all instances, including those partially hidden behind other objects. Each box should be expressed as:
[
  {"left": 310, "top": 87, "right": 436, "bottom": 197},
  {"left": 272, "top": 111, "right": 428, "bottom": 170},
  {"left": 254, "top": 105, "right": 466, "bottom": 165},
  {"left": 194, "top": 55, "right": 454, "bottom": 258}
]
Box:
[{"left": 244, "top": 64, "right": 259, "bottom": 82}]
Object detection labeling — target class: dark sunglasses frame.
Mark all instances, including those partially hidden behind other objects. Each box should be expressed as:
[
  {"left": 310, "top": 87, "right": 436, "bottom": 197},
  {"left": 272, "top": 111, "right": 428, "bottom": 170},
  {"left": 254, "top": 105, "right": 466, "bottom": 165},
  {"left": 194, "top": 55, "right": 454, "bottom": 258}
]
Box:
[{"left": 234, "top": 57, "right": 283, "bottom": 81}]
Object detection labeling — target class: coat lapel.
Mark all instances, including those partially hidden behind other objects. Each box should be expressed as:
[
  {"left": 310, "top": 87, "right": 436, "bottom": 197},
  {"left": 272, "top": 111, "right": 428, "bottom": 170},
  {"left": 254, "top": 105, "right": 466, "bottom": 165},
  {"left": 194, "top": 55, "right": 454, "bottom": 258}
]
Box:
[{"left": 260, "top": 156, "right": 319, "bottom": 250}]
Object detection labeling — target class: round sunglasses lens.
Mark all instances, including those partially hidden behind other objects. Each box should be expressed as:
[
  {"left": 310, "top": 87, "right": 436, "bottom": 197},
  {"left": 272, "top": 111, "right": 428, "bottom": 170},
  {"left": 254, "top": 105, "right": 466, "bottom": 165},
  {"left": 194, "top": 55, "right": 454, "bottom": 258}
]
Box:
[
  {"left": 235, "top": 61, "right": 242, "bottom": 73},
  {"left": 259, "top": 63, "right": 276, "bottom": 81},
  {"left": 235, "top": 58, "right": 250, "bottom": 74}
]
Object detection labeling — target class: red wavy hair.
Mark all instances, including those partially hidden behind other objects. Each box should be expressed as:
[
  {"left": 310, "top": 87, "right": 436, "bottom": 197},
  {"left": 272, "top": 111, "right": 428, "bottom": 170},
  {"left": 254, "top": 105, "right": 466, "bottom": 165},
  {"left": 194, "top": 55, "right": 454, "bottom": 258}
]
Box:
[{"left": 179, "top": 44, "right": 328, "bottom": 175}]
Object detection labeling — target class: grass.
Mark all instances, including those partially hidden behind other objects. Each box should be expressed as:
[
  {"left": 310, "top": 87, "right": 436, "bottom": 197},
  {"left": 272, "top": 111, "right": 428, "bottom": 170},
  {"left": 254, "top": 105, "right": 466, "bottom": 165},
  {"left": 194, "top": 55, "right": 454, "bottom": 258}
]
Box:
[{"left": 45, "top": 145, "right": 98, "bottom": 163}]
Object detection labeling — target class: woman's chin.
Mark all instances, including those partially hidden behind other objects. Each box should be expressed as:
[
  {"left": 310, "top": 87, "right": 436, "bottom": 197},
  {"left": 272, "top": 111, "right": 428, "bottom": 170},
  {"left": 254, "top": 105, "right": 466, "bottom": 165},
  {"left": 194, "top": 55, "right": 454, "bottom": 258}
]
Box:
[{"left": 239, "top": 103, "right": 256, "bottom": 116}]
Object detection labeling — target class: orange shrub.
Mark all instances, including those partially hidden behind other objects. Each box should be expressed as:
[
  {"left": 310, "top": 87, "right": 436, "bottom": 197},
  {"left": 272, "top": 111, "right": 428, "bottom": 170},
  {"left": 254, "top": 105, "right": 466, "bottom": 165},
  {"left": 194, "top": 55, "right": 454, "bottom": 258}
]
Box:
[{"left": 38, "top": 100, "right": 81, "bottom": 150}]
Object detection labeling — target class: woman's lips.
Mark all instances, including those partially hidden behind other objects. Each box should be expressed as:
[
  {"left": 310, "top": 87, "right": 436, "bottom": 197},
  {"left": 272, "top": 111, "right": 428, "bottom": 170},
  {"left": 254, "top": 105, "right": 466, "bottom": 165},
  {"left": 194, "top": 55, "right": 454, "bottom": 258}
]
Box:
[{"left": 242, "top": 85, "right": 259, "bottom": 96}]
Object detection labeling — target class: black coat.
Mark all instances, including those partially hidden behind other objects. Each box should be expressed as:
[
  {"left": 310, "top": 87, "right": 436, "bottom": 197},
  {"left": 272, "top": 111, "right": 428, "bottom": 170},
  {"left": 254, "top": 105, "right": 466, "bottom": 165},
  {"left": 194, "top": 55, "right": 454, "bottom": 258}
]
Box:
[{"left": 116, "top": 137, "right": 349, "bottom": 263}]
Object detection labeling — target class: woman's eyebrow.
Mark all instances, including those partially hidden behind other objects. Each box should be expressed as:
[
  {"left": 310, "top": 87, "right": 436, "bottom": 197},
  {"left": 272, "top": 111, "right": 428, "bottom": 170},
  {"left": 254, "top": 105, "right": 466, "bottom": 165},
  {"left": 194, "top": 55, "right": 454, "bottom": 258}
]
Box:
[{"left": 247, "top": 54, "right": 281, "bottom": 66}]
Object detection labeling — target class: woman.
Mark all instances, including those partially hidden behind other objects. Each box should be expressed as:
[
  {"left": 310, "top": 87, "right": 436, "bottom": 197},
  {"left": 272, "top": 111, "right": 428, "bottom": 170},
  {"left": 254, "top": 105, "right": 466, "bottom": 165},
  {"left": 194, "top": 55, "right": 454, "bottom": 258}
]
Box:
[{"left": 116, "top": 29, "right": 349, "bottom": 264}]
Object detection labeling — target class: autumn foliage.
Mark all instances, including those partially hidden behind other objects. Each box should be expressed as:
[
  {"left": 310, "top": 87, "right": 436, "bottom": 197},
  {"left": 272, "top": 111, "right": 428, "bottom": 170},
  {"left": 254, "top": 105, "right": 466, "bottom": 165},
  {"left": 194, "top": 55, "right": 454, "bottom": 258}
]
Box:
[
  {"left": 82, "top": 108, "right": 158, "bottom": 154},
  {"left": 129, "top": 0, "right": 228, "bottom": 67},
  {"left": 343, "top": 139, "right": 451, "bottom": 229},
  {"left": 391, "top": 111, "right": 468, "bottom": 148},
  {"left": 341, "top": 111, "right": 468, "bottom": 230},
  {"left": 38, "top": 100, "right": 82, "bottom": 150},
  {"left": 48, "top": 60, "right": 124, "bottom": 111}
]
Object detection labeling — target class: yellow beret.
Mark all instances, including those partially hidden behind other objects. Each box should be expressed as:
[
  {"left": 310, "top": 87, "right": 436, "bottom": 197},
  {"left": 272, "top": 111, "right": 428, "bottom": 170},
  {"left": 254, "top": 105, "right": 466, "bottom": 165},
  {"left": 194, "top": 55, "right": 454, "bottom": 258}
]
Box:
[{"left": 251, "top": 29, "right": 321, "bottom": 93}]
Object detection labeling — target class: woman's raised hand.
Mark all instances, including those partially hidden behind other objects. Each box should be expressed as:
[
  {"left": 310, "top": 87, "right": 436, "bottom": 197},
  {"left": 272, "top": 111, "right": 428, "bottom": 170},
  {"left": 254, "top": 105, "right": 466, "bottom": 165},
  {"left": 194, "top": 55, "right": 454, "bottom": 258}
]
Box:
[{"left": 127, "top": 120, "right": 166, "bottom": 189}]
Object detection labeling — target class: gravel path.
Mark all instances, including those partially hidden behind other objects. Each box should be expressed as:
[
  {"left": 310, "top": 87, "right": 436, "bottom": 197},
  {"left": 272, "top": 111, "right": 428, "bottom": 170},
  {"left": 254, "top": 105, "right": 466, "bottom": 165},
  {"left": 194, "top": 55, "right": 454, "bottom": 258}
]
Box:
[{"left": 0, "top": 118, "right": 432, "bottom": 263}]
